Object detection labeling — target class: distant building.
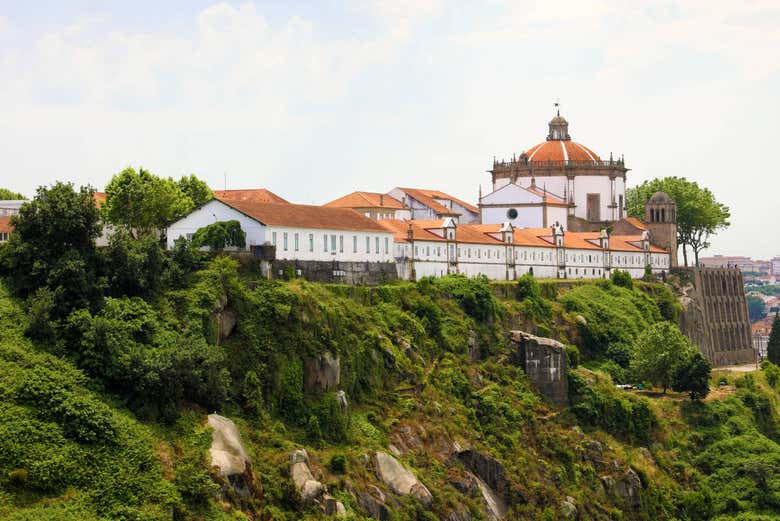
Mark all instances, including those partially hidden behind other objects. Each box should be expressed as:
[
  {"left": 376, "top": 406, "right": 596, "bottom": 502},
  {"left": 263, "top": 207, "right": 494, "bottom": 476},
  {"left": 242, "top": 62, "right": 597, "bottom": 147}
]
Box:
[
  {"left": 773, "top": 256, "right": 780, "bottom": 276},
  {"left": 324, "top": 191, "right": 411, "bottom": 220},
  {"left": 0, "top": 200, "right": 25, "bottom": 243},
  {"left": 388, "top": 187, "right": 480, "bottom": 223},
  {"left": 212, "top": 189, "right": 289, "bottom": 204}
]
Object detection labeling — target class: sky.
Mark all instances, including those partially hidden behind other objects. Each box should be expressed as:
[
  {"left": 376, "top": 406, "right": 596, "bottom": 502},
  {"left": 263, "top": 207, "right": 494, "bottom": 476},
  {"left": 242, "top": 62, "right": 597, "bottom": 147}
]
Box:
[{"left": 1, "top": 0, "right": 778, "bottom": 259}]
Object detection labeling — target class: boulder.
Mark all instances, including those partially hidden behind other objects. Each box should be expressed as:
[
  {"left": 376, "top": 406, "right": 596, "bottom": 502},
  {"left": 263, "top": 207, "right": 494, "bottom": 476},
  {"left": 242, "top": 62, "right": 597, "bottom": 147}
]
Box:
[
  {"left": 357, "top": 485, "right": 390, "bottom": 520},
  {"left": 455, "top": 450, "right": 511, "bottom": 502},
  {"left": 207, "top": 414, "right": 257, "bottom": 500},
  {"left": 509, "top": 331, "right": 568, "bottom": 406},
  {"left": 217, "top": 308, "right": 237, "bottom": 343},
  {"left": 304, "top": 351, "right": 341, "bottom": 392},
  {"left": 614, "top": 469, "right": 642, "bottom": 508},
  {"left": 446, "top": 504, "right": 473, "bottom": 521},
  {"left": 374, "top": 451, "right": 433, "bottom": 507},
  {"left": 290, "top": 449, "right": 324, "bottom": 503},
  {"left": 322, "top": 494, "right": 347, "bottom": 517},
  {"left": 560, "top": 496, "right": 578, "bottom": 519},
  {"left": 474, "top": 475, "right": 508, "bottom": 521},
  {"left": 337, "top": 390, "right": 348, "bottom": 412}
]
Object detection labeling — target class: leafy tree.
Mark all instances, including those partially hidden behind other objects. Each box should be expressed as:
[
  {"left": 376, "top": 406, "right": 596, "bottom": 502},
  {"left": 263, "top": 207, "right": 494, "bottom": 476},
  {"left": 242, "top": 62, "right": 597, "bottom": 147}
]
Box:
[
  {"left": 747, "top": 295, "right": 766, "bottom": 321},
  {"left": 177, "top": 174, "right": 213, "bottom": 208},
  {"left": 631, "top": 322, "right": 696, "bottom": 393},
  {"left": 627, "top": 177, "right": 730, "bottom": 266},
  {"left": 768, "top": 314, "right": 780, "bottom": 365},
  {"left": 611, "top": 269, "right": 633, "bottom": 289},
  {"left": 104, "top": 167, "right": 194, "bottom": 238},
  {"left": 0, "top": 182, "right": 103, "bottom": 316},
  {"left": 516, "top": 272, "right": 541, "bottom": 300},
  {"left": 105, "top": 230, "right": 166, "bottom": 297},
  {"left": 0, "top": 188, "right": 26, "bottom": 199},
  {"left": 191, "top": 220, "right": 246, "bottom": 251},
  {"left": 672, "top": 351, "right": 711, "bottom": 400}
]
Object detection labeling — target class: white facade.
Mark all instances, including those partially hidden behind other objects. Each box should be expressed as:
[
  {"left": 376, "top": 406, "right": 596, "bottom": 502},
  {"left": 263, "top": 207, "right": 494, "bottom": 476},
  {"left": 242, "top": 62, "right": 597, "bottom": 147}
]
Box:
[
  {"left": 0, "top": 200, "right": 24, "bottom": 216},
  {"left": 480, "top": 183, "right": 569, "bottom": 229},
  {"left": 167, "top": 199, "right": 267, "bottom": 249},
  {"left": 166, "top": 199, "right": 395, "bottom": 264}
]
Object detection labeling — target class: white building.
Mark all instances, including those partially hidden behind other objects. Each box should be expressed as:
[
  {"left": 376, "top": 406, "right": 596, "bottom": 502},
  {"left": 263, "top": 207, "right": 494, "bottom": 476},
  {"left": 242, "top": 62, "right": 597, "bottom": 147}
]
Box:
[
  {"left": 482, "top": 110, "right": 627, "bottom": 231},
  {"left": 166, "top": 197, "right": 395, "bottom": 264},
  {"left": 387, "top": 187, "right": 480, "bottom": 223},
  {"left": 379, "top": 219, "right": 670, "bottom": 282}
]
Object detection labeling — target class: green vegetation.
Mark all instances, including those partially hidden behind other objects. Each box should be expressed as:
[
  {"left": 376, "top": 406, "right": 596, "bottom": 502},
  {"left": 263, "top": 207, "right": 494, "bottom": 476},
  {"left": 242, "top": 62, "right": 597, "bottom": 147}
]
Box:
[
  {"left": 0, "top": 188, "right": 26, "bottom": 199},
  {"left": 192, "top": 220, "right": 246, "bottom": 251},
  {"left": 769, "top": 314, "right": 780, "bottom": 365},
  {"left": 748, "top": 295, "right": 767, "bottom": 321},
  {"left": 627, "top": 177, "right": 731, "bottom": 266},
  {"left": 0, "top": 183, "right": 774, "bottom": 520}
]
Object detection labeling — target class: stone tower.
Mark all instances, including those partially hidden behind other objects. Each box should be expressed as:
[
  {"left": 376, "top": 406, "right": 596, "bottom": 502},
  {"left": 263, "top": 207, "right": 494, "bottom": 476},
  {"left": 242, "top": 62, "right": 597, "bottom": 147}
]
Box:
[{"left": 644, "top": 191, "right": 677, "bottom": 268}]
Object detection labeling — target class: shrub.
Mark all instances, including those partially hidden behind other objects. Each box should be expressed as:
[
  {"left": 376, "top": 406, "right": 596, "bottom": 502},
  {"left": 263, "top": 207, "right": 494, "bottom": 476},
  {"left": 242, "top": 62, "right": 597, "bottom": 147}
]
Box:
[
  {"left": 434, "top": 275, "right": 498, "bottom": 321},
  {"left": 565, "top": 345, "right": 580, "bottom": 369},
  {"left": 761, "top": 360, "right": 780, "bottom": 388},
  {"left": 315, "top": 392, "right": 350, "bottom": 443},
  {"left": 191, "top": 220, "right": 246, "bottom": 251},
  {"left": 611, "top": 269, "right": 633, "bottom": 289},
  {"left": 516, "top": 273, "right": 541, "bottom": 300},
  {"left": 672, "top": 352, "right": 712, "bottom": 400},
  {"left": 329, "top": 454, "right": 347, "bottom": 473}
]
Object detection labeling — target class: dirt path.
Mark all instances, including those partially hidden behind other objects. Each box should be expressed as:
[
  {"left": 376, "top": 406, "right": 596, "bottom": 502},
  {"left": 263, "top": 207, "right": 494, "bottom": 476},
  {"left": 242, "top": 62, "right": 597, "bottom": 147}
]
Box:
[{"left": 713, "top": 364, "right": 759, "bottom": 373}]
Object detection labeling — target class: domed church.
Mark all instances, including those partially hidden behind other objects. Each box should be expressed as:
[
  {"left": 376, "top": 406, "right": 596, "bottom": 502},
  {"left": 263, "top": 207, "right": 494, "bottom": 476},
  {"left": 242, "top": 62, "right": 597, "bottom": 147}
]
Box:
[{"left": 479, "top": 107, "right": 628, "bottom": 231}]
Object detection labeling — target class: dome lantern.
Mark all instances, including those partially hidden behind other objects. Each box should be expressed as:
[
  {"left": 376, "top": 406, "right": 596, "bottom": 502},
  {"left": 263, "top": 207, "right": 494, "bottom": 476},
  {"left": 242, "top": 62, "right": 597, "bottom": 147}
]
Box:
[{"left": 547, "top": 102, "right": 571, "bottom": 141}]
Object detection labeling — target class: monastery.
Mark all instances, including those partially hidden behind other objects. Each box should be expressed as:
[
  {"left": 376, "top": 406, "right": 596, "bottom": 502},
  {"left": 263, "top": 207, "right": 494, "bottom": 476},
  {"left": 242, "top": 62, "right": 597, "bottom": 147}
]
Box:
[{"left": 166, "top": 109, "right": 676, "bottom": 283}]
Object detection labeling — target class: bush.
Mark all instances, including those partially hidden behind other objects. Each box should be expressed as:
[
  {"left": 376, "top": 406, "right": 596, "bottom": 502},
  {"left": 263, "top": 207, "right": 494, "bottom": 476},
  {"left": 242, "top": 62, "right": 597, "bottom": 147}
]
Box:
[
  {"left": 611, "top": 269, "right": 633, "bottom": 289},
  {"left": 191, "top": 220, "right": 246, "bottom": 251},
  {"left": 565, "top": 345, "right": 580, "bottom": 369},
  {"left": 761, "top": 360, "right": 780, "bottom": 388},
  {"left": 328, "top": 454, "right": 347, "bottom": 473},
  {"left": 433, "top": 275, "right": 498, "bottom": 321},
  {"left": 672, "top": 352, "right": 712, "bottom": 400},
  {"left": 516, "top": 273, "right": 541, "bottom": 300}
]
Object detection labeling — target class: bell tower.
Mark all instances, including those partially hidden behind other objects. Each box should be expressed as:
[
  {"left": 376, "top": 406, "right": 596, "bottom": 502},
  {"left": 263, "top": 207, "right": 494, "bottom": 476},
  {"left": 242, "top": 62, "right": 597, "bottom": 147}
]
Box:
[{"left": 644, "top": 191, "right": 678, "bottom": 268}]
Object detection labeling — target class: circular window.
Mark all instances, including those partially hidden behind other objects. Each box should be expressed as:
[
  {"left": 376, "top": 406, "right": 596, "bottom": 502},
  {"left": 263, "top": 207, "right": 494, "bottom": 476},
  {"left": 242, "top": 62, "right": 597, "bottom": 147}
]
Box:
[{"left": 506, "top": 208, "right": 518, "bottom": 219}]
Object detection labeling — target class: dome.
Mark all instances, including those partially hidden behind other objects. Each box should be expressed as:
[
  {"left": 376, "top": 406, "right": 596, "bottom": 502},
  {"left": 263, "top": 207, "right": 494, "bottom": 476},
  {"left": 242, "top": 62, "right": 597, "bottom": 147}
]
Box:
[
  {"left": 648, "top": 191, "right": 674, "bottom": 205},
  {"left": 524, "top": 141, "right": 601, "bottom": 163}
]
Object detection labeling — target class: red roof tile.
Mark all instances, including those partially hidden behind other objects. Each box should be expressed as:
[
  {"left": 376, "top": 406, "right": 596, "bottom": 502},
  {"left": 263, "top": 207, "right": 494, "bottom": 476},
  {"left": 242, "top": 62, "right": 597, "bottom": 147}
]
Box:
[
  {"left": 218, "top": 200, "right": 390, "bottom": 233},
  {"left": 397, "top": 188, "right": 478, "bottom": 215},
  {"left": 524, "top": 141, "right": 600, "bottom": 163},
  {"left": 214, "top": 189, "right": 289, "bottom": 204},
  {"left": 324, "top": 191, "right": 405, "bottom": 209},
  {"left": 0, "top": 216, "right": 13, "bottom": 234}
]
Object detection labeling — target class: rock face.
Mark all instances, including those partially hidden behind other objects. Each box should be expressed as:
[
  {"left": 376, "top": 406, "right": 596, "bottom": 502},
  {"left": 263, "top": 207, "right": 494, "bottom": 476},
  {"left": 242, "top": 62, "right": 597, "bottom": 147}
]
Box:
[
  {"left": 304, "top": 351, "right": 340, "bottom": 392},
  {"left": 357, "top": 485, "right": 390, "bottom": 520},
  {"left": 510, "top": 331, "right": 568, "bottom": 406},
  {"left": 207, "top": 414, "right": 257, "bottom": 500},
  {"left": 455, "top": 450, "right": 509, "bottom": 520},
  {"left": 374, "top": 451, "right": 433, "bottom": 507},
  {"left": 290, "top": 449, "right": 324, "bottom": 503},
  {"left": 601, "top": 469, "right": 642, "bottom": 508},
  {"left": 560, "top": 496, "right": 578, "bottom": 519}
]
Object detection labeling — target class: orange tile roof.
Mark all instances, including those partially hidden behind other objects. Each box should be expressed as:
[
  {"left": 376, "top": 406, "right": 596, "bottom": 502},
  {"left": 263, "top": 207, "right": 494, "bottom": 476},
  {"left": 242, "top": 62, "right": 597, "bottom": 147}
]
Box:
[
  {"left": 93, "top": 191, "right": 106, "bottom": 208},
  {"left": 397, "top": 187, "right": 478, "bottom": 215},
  {"left": 0, "top": 216, "right": 13, "bottom": 234},
  {"left": 524, "top": 141, "right": 601, "bottom": 162},
  {"left": 623, "top": 217, "right": 646, "bottom": 230},
  {"left": 610, "top": 235, "right": 667, "bottom": 253},
  {"left": 218, "top": 199, "right": 390, "bottom": 233},
  {"left": 324, "top": 191, "right": 405, "bottom": 209},
  {"left": 214, "top": 189, "right": 289, "bottom": 204}
]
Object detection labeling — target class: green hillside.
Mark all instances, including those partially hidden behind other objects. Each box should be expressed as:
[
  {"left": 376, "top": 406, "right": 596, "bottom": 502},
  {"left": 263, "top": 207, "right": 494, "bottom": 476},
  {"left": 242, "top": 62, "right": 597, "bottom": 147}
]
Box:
[{"left": 1, "top": 257, "right": 779, "bottom": 520}]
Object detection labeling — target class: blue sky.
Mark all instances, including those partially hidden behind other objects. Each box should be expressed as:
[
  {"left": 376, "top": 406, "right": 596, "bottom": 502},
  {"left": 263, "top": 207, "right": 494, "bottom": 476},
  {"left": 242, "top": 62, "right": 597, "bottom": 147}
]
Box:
[{"left": 1, "top": 1, "right": 778, "bottom": 258}]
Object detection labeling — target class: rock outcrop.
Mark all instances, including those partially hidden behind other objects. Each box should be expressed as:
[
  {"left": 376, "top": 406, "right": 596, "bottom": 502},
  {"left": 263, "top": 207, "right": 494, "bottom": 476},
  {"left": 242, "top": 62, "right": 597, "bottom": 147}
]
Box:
[
  {"left": 304, "top": 351, "right": 341, "bottom": 392},
  {"left": 214, "top": 295, "right": 237, "bottom": 344},
  {"left": 290, "top": 449, "right": 325, "bottom": 503},
  {"left": 602, "top": 468, "right": 642, "bottom": 508},
  {"left": 207, "top": 414, "right": 258, "bottom": 500},
  {"left": 374, "top": 451, "right": 433, "bottom": 507},
  {"left": 510, "top": 331, "right": 568, "bottom": 406}
]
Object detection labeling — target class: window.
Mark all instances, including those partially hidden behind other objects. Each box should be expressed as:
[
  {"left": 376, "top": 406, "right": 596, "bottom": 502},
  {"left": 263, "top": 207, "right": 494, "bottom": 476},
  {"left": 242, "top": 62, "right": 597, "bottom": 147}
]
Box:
[
  {"left": 353, "top": 236, "right": 357, "bottom": 253},
  {"left": 384, "top": 237, "right": 389, "bottom": 254},
  {"left": 272, "top": 232, "right": 277, "bottom": 246},
  {"left": 339, "top": 235, "right": 344, "bottom": 253},
  {"left": 414, "top": 246, "right": 418, "bottom": 256},
  {"left": 324, "top": 235, "right": 328, "bottom": 252},
  {"left": 331, "top": 235, "right": 337, "bottom": 252},
  {"left": 366, "top": 236, "right": 370, "bottom": 253},
  {"left": 309, "top": 233, "right": 314, "bottom": 252},
  {"left": 294, "top": 233, "right": 299, "bottom": 251},
  {"left": 375, "top": 237, "right": 380, "bottom": 253},
  {"left": 185, "top": 233, "right": 194, "bottom": 241},
  {"left": 426, "top": 246, "right": 430, "bottom": 256},
  {"left": 506, "top": 208, "right": 518, "bottom": 219},
  {"left": 283, "top": 232, "right": 288, "bottom": 251}
]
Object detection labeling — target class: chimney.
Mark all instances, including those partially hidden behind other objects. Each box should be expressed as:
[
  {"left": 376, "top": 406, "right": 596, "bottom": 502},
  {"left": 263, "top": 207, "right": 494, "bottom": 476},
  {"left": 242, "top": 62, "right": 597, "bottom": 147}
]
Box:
[{"left": 380, "top": 194, "right": 384, "bottom": 206}]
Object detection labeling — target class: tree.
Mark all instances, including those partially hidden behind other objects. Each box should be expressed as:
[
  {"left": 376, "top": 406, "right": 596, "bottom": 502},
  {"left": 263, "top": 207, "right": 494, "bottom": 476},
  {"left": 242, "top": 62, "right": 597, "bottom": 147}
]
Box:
[
  {"left": 747, "top": 296, "right": 766, "bottom": 321},
  {"left": 105, "top": 230, "right": 166, "bottom": 297},
  {"left": 178, "top": 175, "right": 213, "bottom": 208},
  {"left": 631, "top": 322, "right": 696, "bottom": 393},
  {"left": 191, "top": 221, "right": 246, "bottom": 251},
  {"left": 0, "top": 182, "right": 103, "bottom": 316},
  {"left": 768, "top": 314, "right": 780, "bottom": 365},
  {"left": 104, "top": 167, "right": 194, "bottom": 238},
  {"left": 626, "top": 177, "right": 730, "bottom": 266},
  {"left": 611, "top": 269, "right": 633, "bottom": 289},
  {"left": 0, "top": 188, "right": 26, "bottom": 199},
  {"left": 672, "top": 351, "right": 711, "bottom": 400}
]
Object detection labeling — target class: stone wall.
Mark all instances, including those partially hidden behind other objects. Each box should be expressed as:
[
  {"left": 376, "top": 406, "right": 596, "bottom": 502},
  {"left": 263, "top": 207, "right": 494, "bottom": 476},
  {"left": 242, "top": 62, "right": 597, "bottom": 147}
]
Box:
[
  {"left": 267, "top": 259, "right": 398, "bottom": 285},
  {"left": 510, "top": 331, "right": 568, "bottom": 406},
  {"left": 676, "top": 267, "right": 754, "bottom": 366}
]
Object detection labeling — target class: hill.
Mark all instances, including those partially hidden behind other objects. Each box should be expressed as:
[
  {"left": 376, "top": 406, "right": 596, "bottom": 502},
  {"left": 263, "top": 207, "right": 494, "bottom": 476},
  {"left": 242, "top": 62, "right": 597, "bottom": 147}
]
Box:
[{"left": 1, "top": 259, "right": 779, "bottom": 520}]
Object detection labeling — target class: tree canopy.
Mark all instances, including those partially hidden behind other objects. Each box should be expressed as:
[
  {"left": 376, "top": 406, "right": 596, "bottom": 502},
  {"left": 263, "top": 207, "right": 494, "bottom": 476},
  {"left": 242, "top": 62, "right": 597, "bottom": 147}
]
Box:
[
  {"left": 104, "top": 168, "right": 211, "bottom": 238},
  {"left": 768, "top": 314, "right": 780, "bottom": 365},
  {"left": 626, "top": 177, "right": 730, "bottom": 266},
  {"left": 0, "top": 188, "right": 26, "bottom": 199},
  {"left": 672, "top": 351, "right": 711, "bottom": 400},
  {"left": 631, "top": 321, "right": 698, "bottom": 393},
  {"left": 0, "top": 182, "right": 103, "bottom": 315},
  {"left": 191, "top": 220, "right": 246, "bottom": 251}
]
